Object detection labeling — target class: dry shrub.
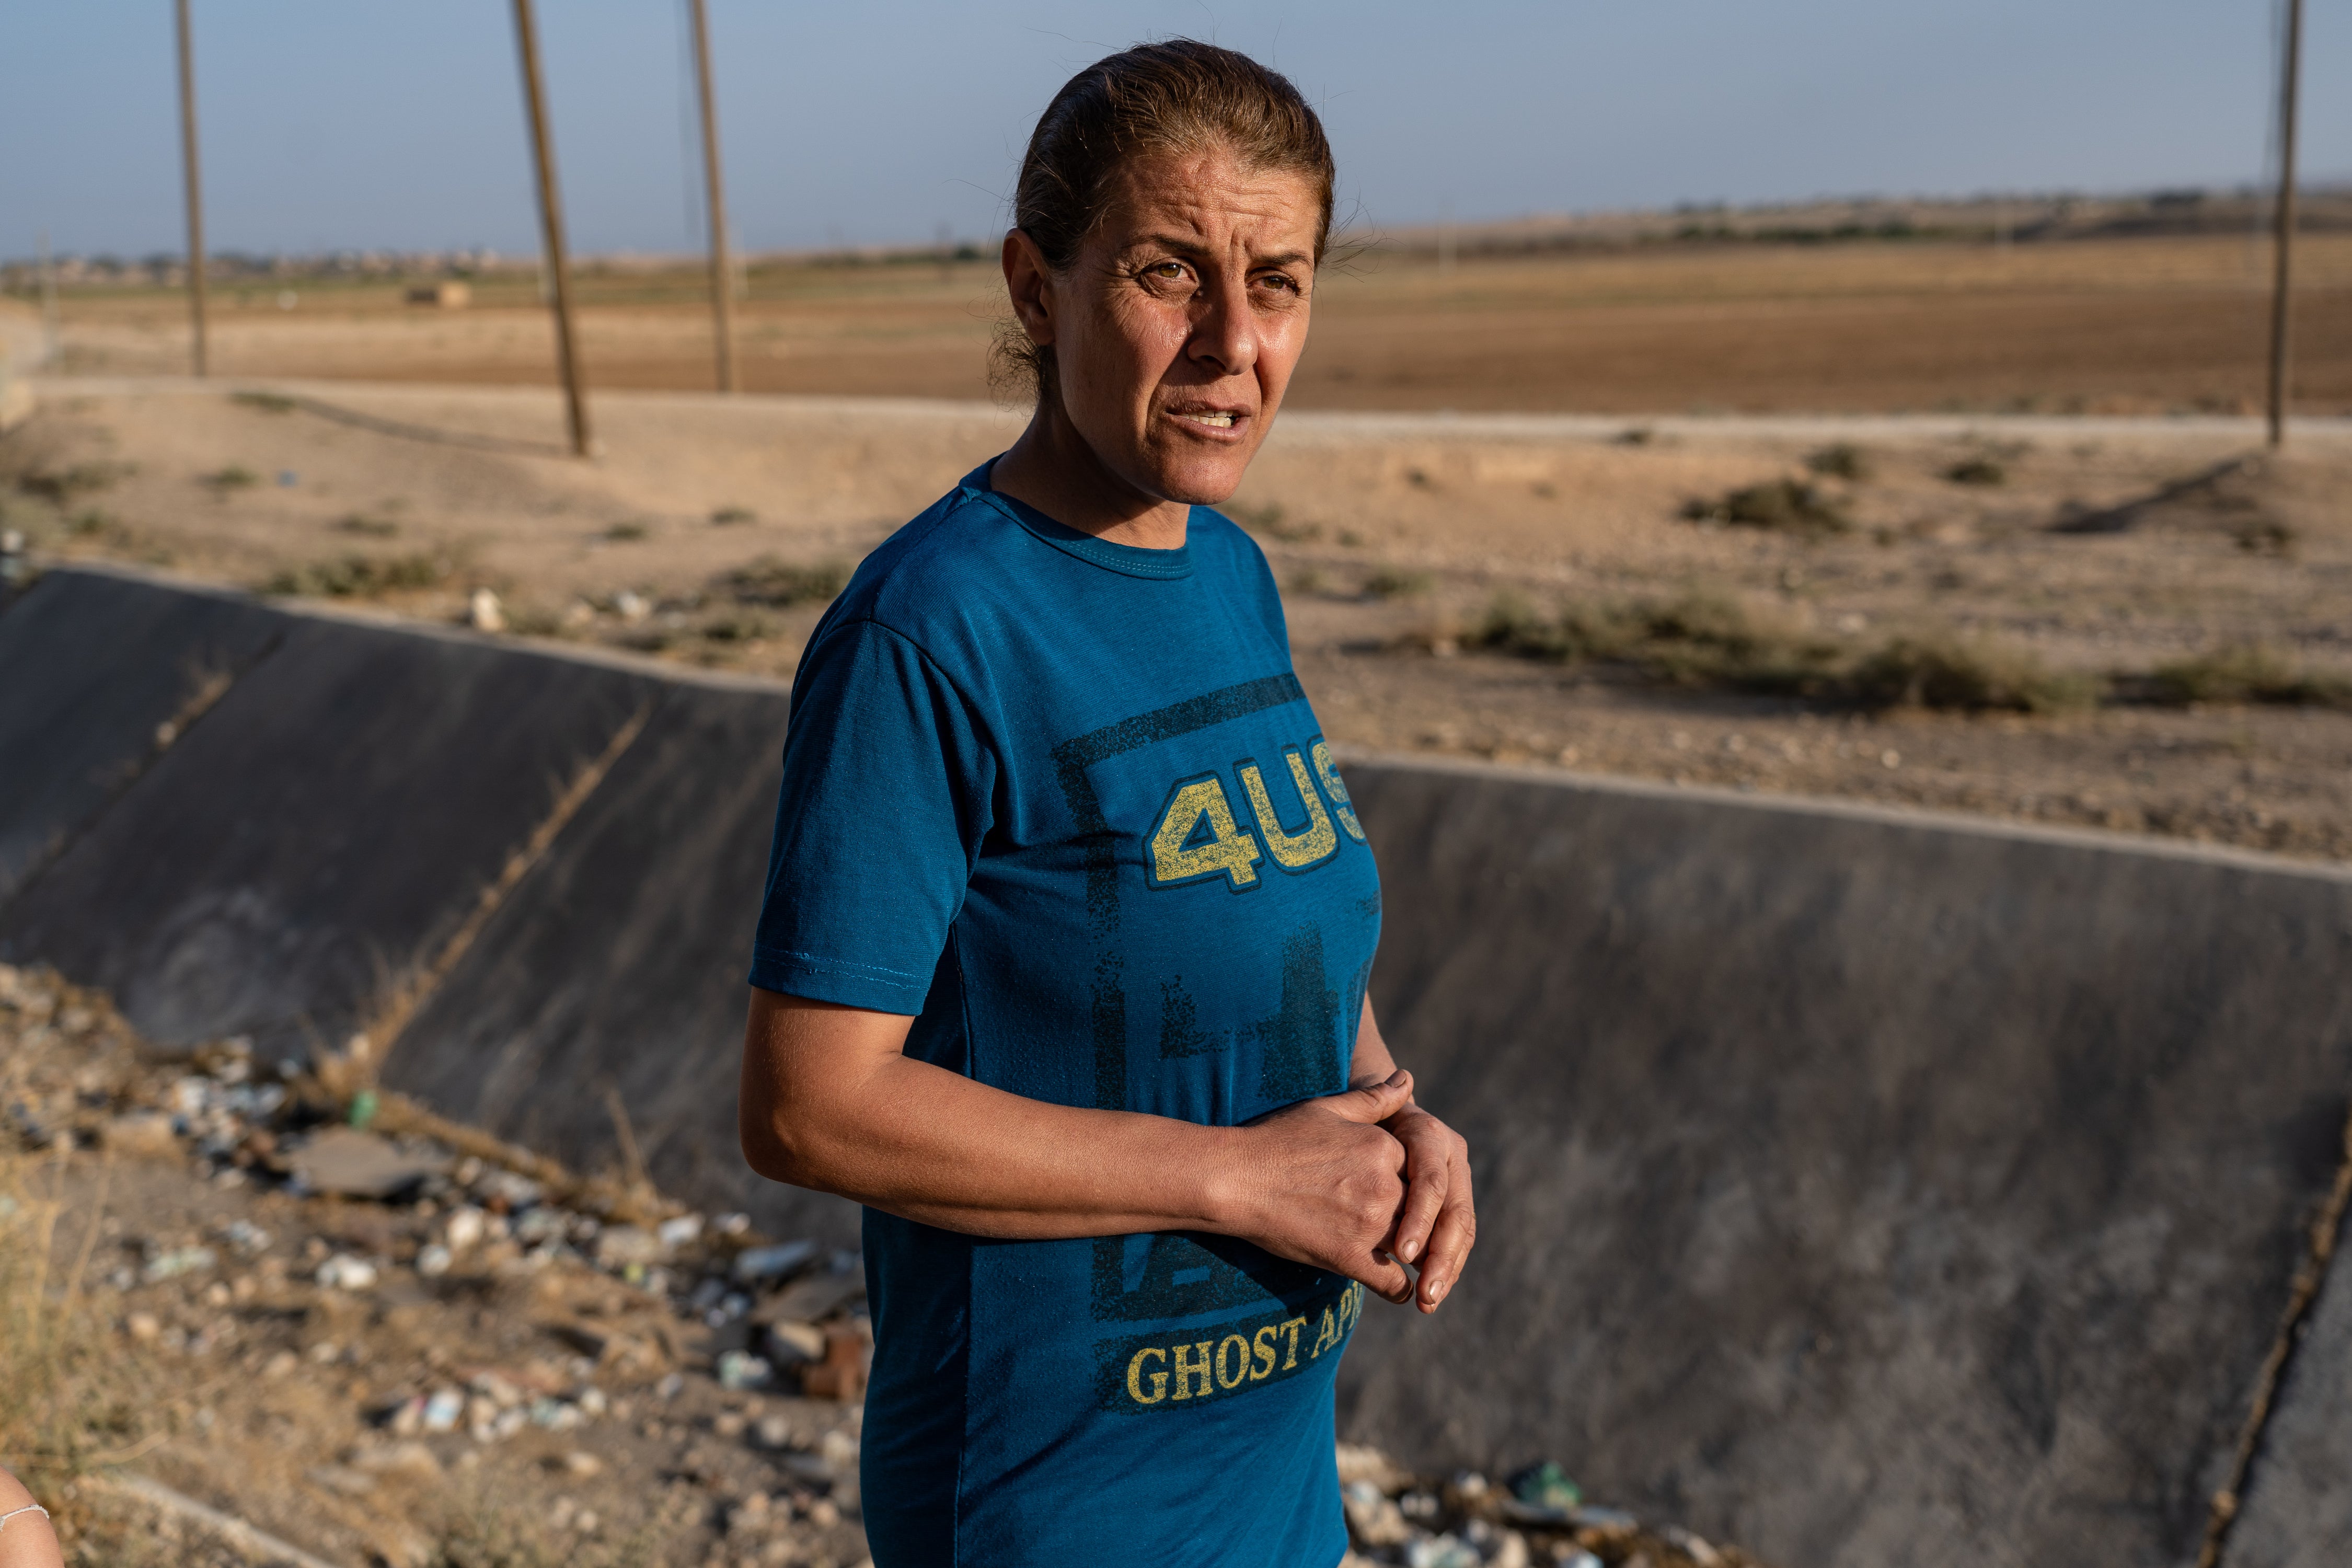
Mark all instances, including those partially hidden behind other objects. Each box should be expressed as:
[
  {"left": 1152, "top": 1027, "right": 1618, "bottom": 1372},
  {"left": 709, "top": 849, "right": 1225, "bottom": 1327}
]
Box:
[
  {"left": 260, "top": 551, "right": 458, "bottom": 599},
  {"left": 722, "top": 556, "right": 851, "bottom": 607},
  {"left": 1469, "top": 591, "right": 1844, "bottom": 696},
  {"left": 1680, "top": 479, "right": 1850, "bottom": 537},
  {"left": 2150, "top": 645, "right": 2352, "bottom": 709},
  {"left": 1468, "top": 592, "right": 2090, "bottom": 713},
  {"left": 1362, "top": 567, "right": 1433, "bottom": 599},
  {"left": 1851, "top": 636, "right": 2099, "bottom": 714},
  {"left": 14, "top": 462, "right": 134, "bottom": 504},
  {"left": 1944, "top": 456, "right": 2007, "bottom": 487},
  {"left": 1804, "top": 443, "right": 1871, "bottom": 480}
]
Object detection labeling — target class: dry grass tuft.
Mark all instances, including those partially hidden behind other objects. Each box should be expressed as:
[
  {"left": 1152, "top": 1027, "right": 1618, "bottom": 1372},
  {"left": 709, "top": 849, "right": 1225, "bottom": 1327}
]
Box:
[
  {"left": 1466, "top": 592, "right": 2094, "bottom": 713},
  {"left": 721, "top": 556, "right": 851, "bottom": 607},
  {"left": 1803, "top": 443, "right": 1872, "bottom": 480},
  {"left": 1680, "top": 479, "right": 1850, "bottom": 537},
  {"left": 260, "top": 550, "right": 459, "bottom": 599},
  {"left": 1943, "top": 456, "right": 2007, "bottom": 487},
  {"left": 1851, "top": 635, "right": 2099, "bottom": 714},
  {"left": 2148, "top": 645, "right": 2352, "bottom": 710},
  {"left": 1361, "top": 567, "right": 1434, "bottom": 599}
]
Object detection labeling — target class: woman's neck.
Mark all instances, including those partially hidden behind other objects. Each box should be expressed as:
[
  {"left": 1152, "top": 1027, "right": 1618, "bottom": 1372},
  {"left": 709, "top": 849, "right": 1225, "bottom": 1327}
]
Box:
[{"left": 988, "top": 400, "right": 1191, "bottom": 550}]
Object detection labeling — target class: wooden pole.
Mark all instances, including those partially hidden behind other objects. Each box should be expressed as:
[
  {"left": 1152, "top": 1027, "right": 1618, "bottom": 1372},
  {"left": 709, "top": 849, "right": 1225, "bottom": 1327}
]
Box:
[
  {"left": 174, "top": 0, "right": 208, "bottom": 378},
  {"left": 687, "top": 0, "right": 738, "bottom": 393},
  {"left": 38, "top": 232, "right": 60, "bottom": 365},
  {"left": 511, "top": 0, "right": 593, "bottom": 456},
  {"left": 2266, "top": 0, "right": 2304, "bottom": 449}
]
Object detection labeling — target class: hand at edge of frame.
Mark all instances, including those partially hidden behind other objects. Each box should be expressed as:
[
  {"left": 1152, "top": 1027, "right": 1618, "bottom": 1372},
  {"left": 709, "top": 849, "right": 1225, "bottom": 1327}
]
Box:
[{"left": 1381, "top": 1099, "right": 1475, "bottom": 1314}]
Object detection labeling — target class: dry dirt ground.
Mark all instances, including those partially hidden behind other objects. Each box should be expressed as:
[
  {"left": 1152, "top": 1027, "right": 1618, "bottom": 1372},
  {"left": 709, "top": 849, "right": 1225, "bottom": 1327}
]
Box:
[
  {"left": 5, "top": 370, "right": 2350, "bottom": 864},
  {"left": 35, "top": 233, "right": 2352, "bottom": 415},
  {"left": 0, "top": 965, "right": 1756, "bottom": 1568}
]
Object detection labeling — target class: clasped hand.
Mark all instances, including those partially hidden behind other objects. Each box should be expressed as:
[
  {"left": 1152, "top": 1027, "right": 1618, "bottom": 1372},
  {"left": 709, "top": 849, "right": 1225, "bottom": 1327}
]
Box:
[{"left": 1235, "top": 1071, "right": 1474, "bottom": 1314}]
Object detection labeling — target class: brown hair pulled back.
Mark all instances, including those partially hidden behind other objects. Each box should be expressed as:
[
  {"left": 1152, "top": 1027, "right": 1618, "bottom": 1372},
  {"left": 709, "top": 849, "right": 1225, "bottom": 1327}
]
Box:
[{"left": 995, "top": 40, "right": 1335, "bottom": 402}]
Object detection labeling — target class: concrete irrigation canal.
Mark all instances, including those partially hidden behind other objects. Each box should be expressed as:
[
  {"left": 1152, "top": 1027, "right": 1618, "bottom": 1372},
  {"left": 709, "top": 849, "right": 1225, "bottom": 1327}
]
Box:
[{"left": 3, "top": 563, "right": 2348, "bottom": 1568}]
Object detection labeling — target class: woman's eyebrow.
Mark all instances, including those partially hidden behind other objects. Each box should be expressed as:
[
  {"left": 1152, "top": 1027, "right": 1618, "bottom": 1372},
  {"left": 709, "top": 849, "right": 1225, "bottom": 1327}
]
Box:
[{"left": 1126, "top": 234, "right": 1311, "bottom": 270}]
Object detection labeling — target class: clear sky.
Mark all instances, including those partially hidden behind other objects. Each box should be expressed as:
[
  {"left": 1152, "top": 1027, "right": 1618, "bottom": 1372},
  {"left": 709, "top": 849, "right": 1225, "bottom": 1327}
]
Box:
[{"left": 2, "top": 1, "right": 2344, "bottom": 262}]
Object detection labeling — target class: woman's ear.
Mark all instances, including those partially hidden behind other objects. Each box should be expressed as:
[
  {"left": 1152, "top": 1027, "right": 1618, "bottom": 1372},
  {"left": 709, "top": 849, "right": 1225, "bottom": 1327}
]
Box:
[{"left": 1002, "top": 229, "right": 1056, "bottom": 348}]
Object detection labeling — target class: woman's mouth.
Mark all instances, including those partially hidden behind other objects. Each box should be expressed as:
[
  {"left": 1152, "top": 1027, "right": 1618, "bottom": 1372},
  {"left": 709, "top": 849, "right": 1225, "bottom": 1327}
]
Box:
[{"left": 1169, "top": 406, "right": 1247, "bottom": 434}]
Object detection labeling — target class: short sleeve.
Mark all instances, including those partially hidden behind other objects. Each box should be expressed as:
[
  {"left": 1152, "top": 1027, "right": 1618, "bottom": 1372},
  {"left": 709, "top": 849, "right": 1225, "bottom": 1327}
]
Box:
[{"left": 749, "top": 618, "right": 996, "bottom": 1013}]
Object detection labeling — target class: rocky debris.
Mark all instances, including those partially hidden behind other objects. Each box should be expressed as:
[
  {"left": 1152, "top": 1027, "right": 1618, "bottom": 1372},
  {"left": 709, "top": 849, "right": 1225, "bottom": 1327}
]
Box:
[
  {"left": 2, "top": 959, "right": 1766, "bottom": 1568},
  {"left": 1, "top": 961, "right": 884, "bottom": 1568},
  {"left": 1337, "top": 1457, "right": 1757, "bottom": 1568}
]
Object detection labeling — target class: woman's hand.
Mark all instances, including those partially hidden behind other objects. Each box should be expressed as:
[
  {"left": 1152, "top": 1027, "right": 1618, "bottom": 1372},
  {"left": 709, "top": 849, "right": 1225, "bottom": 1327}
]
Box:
[
  {"left": 1381, "top": 1100, "right": 1475, "bottom": 1313},
  {"left": 1229, "top": 1071, "right": 1417, "bottom": 1304},
  {"left": 1346, "top": 995, "right": 1477, "bottom": 1313}
]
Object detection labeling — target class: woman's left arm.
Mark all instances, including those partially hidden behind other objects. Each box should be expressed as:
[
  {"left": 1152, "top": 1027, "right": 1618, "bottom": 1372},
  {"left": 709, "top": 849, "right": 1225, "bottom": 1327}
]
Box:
[{"left": 1350, "top": 997, "right": 1475, "bottom": 1314}]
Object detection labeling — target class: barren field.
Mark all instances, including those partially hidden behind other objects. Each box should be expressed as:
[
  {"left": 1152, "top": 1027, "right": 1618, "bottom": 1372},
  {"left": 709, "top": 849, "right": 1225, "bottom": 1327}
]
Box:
[
  {"left": 34, "top": 232, "right": 2352, "bottom": 416},
  {"left": 5, "top": 364, "right": 2349, "bottom": 864}
]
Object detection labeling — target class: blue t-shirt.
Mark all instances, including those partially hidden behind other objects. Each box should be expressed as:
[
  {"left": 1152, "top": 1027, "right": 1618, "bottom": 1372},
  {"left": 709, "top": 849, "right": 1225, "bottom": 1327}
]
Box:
[{"left": 750, "top": 463, "right": 1383, "bottom": 1566}]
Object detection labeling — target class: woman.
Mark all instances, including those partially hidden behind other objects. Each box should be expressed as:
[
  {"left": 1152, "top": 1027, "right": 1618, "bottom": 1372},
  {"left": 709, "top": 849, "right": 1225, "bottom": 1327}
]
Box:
[
  {"left": 739, "top": 40, "right": 1475, "bottom": 1566},
  {"left": 0, "top": 1467, "right": 60, "bottom": 1568}
]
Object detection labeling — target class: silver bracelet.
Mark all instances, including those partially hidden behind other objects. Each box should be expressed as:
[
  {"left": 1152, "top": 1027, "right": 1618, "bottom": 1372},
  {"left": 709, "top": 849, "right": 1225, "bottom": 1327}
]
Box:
[{"left": 0, "top": 1503, "right": 48, "bottom": 1532}]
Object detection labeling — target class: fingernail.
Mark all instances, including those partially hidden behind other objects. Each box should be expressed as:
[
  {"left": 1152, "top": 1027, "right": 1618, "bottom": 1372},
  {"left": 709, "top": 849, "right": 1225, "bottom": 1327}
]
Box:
[
  {"left": 1400, "top": 1239, "right": 1419, "bottom": 1262},
  {"left": 1431, "top": 1277, "right": 1449, "bottom": 1301}
]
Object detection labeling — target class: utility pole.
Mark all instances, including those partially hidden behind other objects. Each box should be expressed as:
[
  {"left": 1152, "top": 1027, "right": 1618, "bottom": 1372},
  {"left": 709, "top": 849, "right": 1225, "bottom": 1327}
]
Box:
[
  {"left": 687, "top": 0, "right": 738, "bottom": 393},
  {"left": 2266, "top": 0, "right": 2304, "bottom": 449},
  {"left": 174, "top": 0, "right": 209, "bottom": 377},
  {"left": 37, "top": 232, "right": 60, "bottom": 365},
  {"left": 511, "top": 0, "right": 593, "bottom": 456}
]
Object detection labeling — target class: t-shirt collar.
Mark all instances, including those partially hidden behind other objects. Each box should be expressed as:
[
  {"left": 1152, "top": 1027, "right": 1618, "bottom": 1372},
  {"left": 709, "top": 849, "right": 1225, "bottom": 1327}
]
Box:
[{"left": 962, "top": 460, "right": 1197, "bottom": 581}]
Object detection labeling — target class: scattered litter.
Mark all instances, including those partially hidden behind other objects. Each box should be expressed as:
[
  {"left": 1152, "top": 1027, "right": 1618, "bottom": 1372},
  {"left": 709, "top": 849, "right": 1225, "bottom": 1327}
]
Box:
[
  {"left": 760, "top": 1320, "right": 826, "bottom": 1365},
  {"left": 315, "top": 1253, "right": 378, "bottom": 1291},
  {"left": 733, "top": 1239, "right": 818, "bottom": 1284},
  {"left": 143, "top": 1246, "right": 217, "bottom": 1283},
  {"left": 715, "top": 1350, "right": 772, "bottom": 1392},
  {"left": 421, "top": 1389, "right": 465, "bottom": 1434},
  {"left": 1508, "top": 1458, "right": 1583, "bottom": 1517}
]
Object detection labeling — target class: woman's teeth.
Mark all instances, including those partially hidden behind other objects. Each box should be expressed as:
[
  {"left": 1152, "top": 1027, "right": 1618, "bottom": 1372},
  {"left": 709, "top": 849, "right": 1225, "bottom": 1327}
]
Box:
[{"left": 1180, "top": 412, "right": 1236, "bottom": 429}]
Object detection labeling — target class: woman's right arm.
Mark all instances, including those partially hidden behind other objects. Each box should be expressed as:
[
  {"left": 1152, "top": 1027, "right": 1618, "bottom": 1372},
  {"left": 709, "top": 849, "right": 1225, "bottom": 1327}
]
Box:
[{"left": 739, "top": 987, "right": 1420, "bottom": 1302}]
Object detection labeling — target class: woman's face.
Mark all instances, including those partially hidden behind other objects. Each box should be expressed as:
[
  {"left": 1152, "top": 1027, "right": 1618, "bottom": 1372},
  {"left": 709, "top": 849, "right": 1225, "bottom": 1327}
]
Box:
[{"left": 1013, "top": 147, "right": 1320, "bottom": 508}]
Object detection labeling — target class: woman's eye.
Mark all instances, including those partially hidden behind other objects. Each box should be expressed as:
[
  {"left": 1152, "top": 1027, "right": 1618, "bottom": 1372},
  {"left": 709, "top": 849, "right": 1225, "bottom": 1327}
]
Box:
[{"left": 1146, "top": 262, "right": 1187, "bottom": 281}]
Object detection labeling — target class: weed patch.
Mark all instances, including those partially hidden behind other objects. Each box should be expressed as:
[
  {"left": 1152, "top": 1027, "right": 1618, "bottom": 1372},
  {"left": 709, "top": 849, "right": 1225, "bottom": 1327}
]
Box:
[
  {"left": 16, "top": 462, "right": 132, "bottom": 503},
  {"left": 200, "top": 465, "right": 260, "bottom": 493},
  {"left": 260, "top": 551, "right": 456, "bottom": 598},
  {"left": 1851, "top": 635, "right": 2098, "bottom": 714},
  {"left": 1228, "top": 502, "right": 1320, "bottom": 543},
  {"left": 230, "top": 390, "right": 297, "bottom": 414},
  {"left": 1466, "top": 592, "right": 2090, "bottom": 712},
  {"left": 1804, "top": 443, "right": 1871, "bottom": 480},
  {"left": 2147, "top": 645, "right": 2352, "bottom": 709},
  {"left": 1944, "top": 457, "right": 2006, "bottom": 486},
  {"left": 1680, "top": 479, "right": 1850, "bottom": 537},
  {"left": 603, "top": 522, "right": 649, "bottom": 543},
  {"left": 1362, "top": 567, "right": 1434, "bottom": 599},
  {"left": 708, "top": 506, "right": 755, "bottom": 526},
  {"left": 722, "top": 556, "right": 850, "bottom": 607}
]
